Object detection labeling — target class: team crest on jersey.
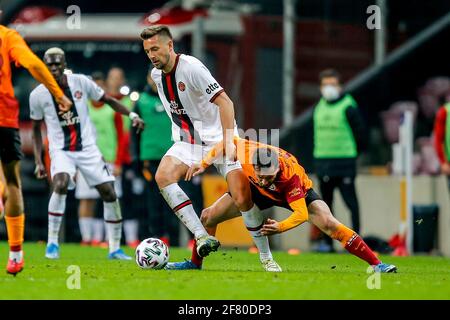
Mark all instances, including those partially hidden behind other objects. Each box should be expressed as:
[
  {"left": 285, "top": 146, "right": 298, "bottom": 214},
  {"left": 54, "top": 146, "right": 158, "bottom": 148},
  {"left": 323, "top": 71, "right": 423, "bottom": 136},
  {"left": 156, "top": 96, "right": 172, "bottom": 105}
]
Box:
[
  {"left": 178, "top": 81, "right": 186, "bottom": 92},
  {"left": 74, "top": 90, "right": 83, "bottom": 99},
  {"left": 268, "top": 184, "right": 277, "bottom": 191}
]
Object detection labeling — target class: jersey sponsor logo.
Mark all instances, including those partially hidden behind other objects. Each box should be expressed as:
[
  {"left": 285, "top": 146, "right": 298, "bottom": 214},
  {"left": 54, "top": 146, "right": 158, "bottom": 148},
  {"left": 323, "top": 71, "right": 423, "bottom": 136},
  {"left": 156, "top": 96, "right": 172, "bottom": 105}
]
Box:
[
  {"left": 73, "top": 90, "right": 83, "bottom": 100},
  {"left": 169, "top": 101, "right": 187, "bottom": 115},
  {"left": 178, "top": 81, "right": 186, "bottom": 92},
  {"left": 205, "top": 83, "right": 219, "bottom": 95},
  {"left": 59, "top": 110, "right": 81, "bottom": 127},
  {"left": 288, "top": 187, "right": 302, "bottom": 198}
]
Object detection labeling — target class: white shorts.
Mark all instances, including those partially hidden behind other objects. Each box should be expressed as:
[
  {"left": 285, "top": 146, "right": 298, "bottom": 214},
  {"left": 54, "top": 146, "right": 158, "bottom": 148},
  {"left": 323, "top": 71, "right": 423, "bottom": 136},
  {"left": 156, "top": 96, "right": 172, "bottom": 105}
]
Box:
[
  {"left": 50, "top": 144, "right": 115, "bottom": 191},
  {"left": 164, "top": 141, "right": 242, "bottom": 178},
  {"left": 75, "top": 163, "right": 122, "bottom": 199}
]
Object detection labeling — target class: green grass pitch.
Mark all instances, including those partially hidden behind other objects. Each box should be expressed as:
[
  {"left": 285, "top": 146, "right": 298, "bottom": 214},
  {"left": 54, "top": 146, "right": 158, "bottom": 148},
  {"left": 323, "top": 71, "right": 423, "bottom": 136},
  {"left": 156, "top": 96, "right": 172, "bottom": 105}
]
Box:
[{"left": 0, "top": 242, "right": 449, "bottom": 300}]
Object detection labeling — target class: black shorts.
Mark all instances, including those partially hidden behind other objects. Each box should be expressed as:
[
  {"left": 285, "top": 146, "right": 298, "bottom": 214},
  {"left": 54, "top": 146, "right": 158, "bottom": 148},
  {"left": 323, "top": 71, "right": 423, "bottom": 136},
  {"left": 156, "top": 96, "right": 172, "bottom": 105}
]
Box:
[
  {"left": 0, "top": 127, "right": 23, "bottom": 163},
  {"left": 229, "top": 184, "right": 322, "bottom": 211}
]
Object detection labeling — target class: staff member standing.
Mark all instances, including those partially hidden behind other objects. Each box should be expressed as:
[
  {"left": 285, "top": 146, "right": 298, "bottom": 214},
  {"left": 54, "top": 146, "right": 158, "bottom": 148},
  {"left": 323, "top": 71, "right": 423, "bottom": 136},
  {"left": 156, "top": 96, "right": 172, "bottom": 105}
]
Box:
[{"left": 312, "top": 69, "right": 367, "bottom": 252}]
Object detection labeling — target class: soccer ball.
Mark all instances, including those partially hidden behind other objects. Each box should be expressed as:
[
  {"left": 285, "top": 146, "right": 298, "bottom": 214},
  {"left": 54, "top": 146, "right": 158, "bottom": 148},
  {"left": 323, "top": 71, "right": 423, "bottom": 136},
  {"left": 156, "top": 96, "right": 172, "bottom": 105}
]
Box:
[{"left": 135, "top": 238, "right": 169, "bottom": 270}]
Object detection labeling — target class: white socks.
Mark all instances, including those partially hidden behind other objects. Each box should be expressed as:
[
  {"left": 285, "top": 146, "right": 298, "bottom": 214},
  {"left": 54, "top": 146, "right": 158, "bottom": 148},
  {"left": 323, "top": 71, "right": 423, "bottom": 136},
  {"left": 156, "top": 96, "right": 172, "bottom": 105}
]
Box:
[
  {"left": 79, "top": 217, "right": 93, "bottom": 243},
  {"left": 123, "top": 219, "right": 139, "bottom": 244},
  {"left": 48, "top": 192, "right": 67, "bottom": 245},
  {"left": 103, "top": 200, "right": 123, "bottom": 253},
  {"left": 92, "top": 218, "right": 105, "bottom": 242},
  {"left": 242, "top": 204, "right": 273, "bottom": 261},
  {"left": 160, "top": 183, "right": 207, "bottom": 239},
  {"left": 9, "top": 251, "right": 23, "bottom": 261}
]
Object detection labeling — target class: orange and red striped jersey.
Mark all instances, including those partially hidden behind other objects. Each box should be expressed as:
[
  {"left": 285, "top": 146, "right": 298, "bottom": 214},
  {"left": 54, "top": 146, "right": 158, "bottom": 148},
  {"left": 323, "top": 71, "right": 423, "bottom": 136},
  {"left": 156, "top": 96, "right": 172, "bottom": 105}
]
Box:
[
  {"left": 0, "top": 25, "right": 64, "bottom": 128},
  {"left": 202, "top": 137, "right": 313, "bottom": 232}
]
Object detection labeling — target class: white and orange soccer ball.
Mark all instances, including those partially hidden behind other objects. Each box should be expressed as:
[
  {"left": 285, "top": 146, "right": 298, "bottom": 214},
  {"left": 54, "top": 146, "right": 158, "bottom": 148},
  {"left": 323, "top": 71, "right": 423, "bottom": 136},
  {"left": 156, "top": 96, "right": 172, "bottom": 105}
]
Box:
[{"left": 135, "top": 238, "right": 169, "bottom": 270}]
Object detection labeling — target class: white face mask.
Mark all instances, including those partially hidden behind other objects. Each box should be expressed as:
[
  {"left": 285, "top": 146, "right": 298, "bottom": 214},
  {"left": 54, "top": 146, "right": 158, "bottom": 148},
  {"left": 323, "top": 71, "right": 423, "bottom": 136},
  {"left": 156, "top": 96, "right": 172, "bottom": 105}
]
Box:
[{"left": 321, "top": 85, "right": 341, "bottom": 101}]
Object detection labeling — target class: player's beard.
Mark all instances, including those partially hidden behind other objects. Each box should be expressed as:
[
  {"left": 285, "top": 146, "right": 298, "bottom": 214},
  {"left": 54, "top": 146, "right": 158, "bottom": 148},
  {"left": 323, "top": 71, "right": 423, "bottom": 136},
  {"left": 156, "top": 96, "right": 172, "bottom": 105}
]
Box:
[{"left": 156, "top": 53, "right": 171, "bottom": 71}]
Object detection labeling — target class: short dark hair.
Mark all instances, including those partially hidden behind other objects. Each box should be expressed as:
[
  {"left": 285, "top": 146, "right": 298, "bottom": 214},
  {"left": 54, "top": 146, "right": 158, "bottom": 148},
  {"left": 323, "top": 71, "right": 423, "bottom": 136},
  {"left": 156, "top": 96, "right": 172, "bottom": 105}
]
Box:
[
  {"left": 91, "top": 71, "right": 105, "bottom": 82},
  {"left": 319, "top": 69, "right": 341, "bottom": 84},
  {"left": 252, "top": 148, "right": 279, "bottom": 171},
  {"left": 140, "top": 25, "right": 173, "bottom": 40}
]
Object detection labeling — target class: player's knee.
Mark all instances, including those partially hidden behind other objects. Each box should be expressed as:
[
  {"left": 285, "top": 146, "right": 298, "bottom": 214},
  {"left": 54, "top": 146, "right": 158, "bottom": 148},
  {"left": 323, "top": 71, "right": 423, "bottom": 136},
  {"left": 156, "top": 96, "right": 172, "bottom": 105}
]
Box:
[
  {"left": 200, "top": 208, "right": 214, "bottom": 228},
  {"left": 53, "top": 179, "right": 69, "bottom": 194},
  {"left": 155, "top": 169, "right": 174, "bottom": 188},
  {"left": 4, "top": 172, "right": 21, "bottom": 188},
  {"left": 231, "top": 193, "right": 252, "bottom": 212},
  {"left": 100, "top": 187, "right": 117, "bottom": 202}
]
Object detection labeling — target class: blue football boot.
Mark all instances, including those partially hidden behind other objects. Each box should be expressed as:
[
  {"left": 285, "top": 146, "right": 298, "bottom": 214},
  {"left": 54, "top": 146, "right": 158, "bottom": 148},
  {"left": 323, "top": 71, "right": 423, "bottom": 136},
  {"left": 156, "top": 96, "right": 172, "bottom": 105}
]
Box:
[
  {"left": 108, "top": 248, "right": 132, "bottom": 260},
  {"left": 373, "top": 262, "right": 398, "bottom": 273},
  {"left": 164, "top": 259, "right": 202, "bottom": 270},
  {"left": 45, "top": 243, "right": 60, "bottom": 259}
]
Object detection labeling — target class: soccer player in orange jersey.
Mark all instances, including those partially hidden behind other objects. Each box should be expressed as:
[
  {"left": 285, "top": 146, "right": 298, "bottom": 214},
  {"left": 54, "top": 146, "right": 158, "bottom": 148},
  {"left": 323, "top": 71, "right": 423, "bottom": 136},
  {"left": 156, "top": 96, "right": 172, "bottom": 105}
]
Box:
[
  {"left": 0, "top": 22, "right": 72, "bottom": 275},
  {"left": 166, "top": 137, "right": 397, "bottom": 273}
]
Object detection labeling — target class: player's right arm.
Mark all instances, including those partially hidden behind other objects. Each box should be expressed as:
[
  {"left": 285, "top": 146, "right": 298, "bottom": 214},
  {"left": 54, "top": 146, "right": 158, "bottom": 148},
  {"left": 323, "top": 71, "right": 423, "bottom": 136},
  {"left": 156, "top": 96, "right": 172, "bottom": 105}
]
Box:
[
  {"left": 32, "top": 119, "right": 46, "bottom": 179},
  {"left": 6, "top": 28, "right": 72, "bottom": 111},
  {"left": 29, "top": 90, "right": 46, "bottom": 179},
  {"left": 184, "top": 141, "right": 224, "bottom": 181}
]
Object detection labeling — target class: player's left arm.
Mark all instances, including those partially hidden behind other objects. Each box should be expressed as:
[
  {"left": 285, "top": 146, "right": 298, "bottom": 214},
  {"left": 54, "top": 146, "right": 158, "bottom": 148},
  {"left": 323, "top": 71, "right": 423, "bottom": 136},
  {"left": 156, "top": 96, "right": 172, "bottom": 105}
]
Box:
[
  {"left": 7, "top": 29, "right": 71, "bottom": 111},
  {"left": 261, "top": 173, "right": 309, "bottom": 235},
  {"left": 190, "top": 63, "right": 236, "bottom": 160},
  {"left": 213, "top": 92, "right": 237, "bottom": 161},
  {"left": 99, "top": 94, "right": 144, "bottom": 133},
  {"left": 261, "top": 198, "right": 309, "bottom": 235},
  {"left": 346, "top": 104, "right": 368, "bottom": 154}
]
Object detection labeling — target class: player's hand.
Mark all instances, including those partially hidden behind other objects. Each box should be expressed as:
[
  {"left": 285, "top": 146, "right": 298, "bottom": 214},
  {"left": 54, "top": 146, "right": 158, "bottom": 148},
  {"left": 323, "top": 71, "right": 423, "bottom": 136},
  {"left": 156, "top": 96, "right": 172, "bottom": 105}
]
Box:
[
  {"left": 113, "top": 165, "right": 122, "bottom": 177},
  {"left": 185, "top": 163, "right": 205, "bottom": 181},
  {"left": 441, "top": 162, "right": 450, "bottom": 175},
  {"left": 224, "top": 141, "right": 237, "bottom": 162},
  {"left": 131, "top": 115, "right": 145, "bottom": 134},
  {"left": 34, "top": 162, "right": 47, "bottom": 179},
  {"left": 56, "top": 95, "right": 73, "bottom": 114},
  {"left": 261, "top": 218, "right": 281, "bottom": 236}
]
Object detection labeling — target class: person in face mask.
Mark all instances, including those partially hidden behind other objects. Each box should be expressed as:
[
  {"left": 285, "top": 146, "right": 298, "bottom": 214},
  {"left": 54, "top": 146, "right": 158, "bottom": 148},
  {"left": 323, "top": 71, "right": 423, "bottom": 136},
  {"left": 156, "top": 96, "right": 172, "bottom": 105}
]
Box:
[{"left": 312, "top": 69, "right": 368, "bottom": 253}]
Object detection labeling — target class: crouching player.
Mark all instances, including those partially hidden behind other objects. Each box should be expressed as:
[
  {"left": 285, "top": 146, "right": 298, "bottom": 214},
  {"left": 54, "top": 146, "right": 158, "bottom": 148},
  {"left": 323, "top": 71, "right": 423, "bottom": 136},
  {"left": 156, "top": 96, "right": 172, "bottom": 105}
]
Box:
[{"left": 166, "top": 137, "right": 397, "bottom": 273}]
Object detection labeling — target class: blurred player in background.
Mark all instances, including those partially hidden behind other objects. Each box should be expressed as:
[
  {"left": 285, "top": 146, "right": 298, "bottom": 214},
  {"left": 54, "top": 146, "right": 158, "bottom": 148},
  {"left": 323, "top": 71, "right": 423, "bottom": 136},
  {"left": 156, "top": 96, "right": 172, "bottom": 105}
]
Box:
[
  {"left": 434, "top": 101, "right": 450, "bottom": 189},
  {"left": 106, "top": 67, "right": 140, "bottom": 247},
  {"left": 76, "top": 71, "right": 125, "bottom": 248},
  {"left": 0, "top": 22, "right": 72, "bottom": 275},
  {"left": 141, "top": 25, "right": 263, "bottom": 259},
  {"left": 167, "top": 137, "right": 397, "bottom": 273},
  {"left": 30, "top": 48, "right": 144, "bottom": 260},
  {"left": 131, "top": 70, "right": 177, "bottom": 245}
]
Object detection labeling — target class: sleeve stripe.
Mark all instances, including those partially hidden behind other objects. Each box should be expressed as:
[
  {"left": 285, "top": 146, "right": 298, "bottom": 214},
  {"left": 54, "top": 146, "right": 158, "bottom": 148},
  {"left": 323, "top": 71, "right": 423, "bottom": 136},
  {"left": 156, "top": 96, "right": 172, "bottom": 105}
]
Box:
[{"left": 209, "top": 89, "right": 224, "bottom": 103}]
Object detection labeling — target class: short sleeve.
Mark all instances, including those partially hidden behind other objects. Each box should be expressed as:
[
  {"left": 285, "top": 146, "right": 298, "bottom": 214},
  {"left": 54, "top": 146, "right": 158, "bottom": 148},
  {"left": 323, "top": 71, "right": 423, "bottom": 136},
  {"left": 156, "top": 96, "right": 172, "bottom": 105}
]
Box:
[
  {"left": 284, "top": 175, "right": 306, "bottom": 204},
  {"left": 190, "top": 63, "right": 224, "bottom": 103},
  {"left": 29, "top": 91, "right": 44, "bottom": 120},
  {"left": 81, "top": 75, "right": 104, "bottom": 101}
]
